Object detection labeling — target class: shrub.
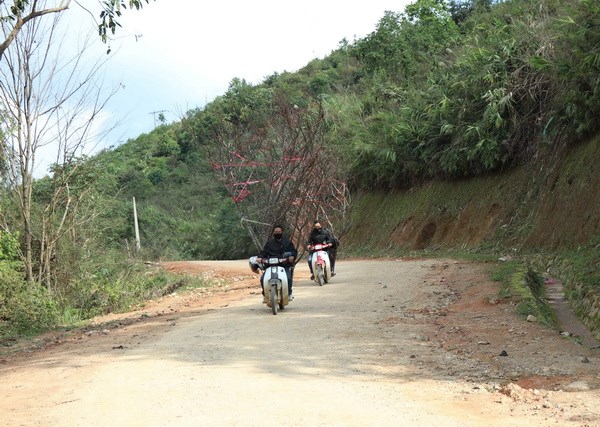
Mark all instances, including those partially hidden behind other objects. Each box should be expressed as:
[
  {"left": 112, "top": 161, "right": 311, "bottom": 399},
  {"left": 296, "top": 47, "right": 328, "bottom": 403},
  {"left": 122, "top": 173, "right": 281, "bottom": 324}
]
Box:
[{"left": 0, "top": 264, "right": 59, "bottom": 337}]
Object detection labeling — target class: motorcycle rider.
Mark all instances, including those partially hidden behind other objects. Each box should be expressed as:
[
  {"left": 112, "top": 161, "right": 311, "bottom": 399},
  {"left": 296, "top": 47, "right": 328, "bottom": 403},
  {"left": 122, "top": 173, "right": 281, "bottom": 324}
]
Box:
[
  {"left": 306, "top": 220, "right": 338, "bottom": 278},
  {"left": 257, "top": 225, "right": 297, "bottom": 300}
]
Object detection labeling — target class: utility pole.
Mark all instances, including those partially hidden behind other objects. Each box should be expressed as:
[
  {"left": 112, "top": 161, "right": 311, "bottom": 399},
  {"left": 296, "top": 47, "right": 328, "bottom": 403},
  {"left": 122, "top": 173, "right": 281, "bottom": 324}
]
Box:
[
  {"left": 149, "top": 109, "right": 168, "bottom": 127},
  {"left": 133, "top": 197, "right": 141, "bottom": 251}
]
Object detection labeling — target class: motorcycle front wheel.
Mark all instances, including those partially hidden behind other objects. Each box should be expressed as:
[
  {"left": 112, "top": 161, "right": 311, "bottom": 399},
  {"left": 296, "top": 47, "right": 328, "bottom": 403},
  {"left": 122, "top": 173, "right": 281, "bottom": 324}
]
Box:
[
  {"left": 316, "top": 265, "right": 324, "bottom": 286},
  {"left": 270, "top": 286, "right": 278, "bottom": 315}
]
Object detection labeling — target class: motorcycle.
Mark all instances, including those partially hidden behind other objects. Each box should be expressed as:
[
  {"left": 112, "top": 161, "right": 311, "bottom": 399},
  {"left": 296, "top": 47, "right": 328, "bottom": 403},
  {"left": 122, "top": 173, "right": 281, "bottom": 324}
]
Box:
[
  {"left": 307, "top": 242, "right": 333, "bottom": 286},
  {"left": 249, "top": 255, "right": 292, "bottom": 315}
]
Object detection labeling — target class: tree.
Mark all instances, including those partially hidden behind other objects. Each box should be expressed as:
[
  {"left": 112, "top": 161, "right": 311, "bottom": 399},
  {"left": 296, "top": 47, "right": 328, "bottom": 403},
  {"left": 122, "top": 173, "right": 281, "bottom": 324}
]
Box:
[
  {"left": 354, "top": 1, "right": 458, "bottom": 84},
  {"left": 0, "top": 9, "right": 120, "bottom": 285},
  {"left": 210, "top": 84, "right": 349, "bottom": 254},
  {"left": 0, "top": 0, "right": 155, "bottom": 60}
]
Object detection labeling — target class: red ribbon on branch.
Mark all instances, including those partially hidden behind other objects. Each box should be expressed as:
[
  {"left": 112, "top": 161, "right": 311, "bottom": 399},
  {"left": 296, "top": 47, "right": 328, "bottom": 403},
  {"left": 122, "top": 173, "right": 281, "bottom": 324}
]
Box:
[
  {"left": 232, "top": 179, "right": 262, "bottom": 186},
  {"left": 233, "top": 188, "right": 252, "bottom": 203}
]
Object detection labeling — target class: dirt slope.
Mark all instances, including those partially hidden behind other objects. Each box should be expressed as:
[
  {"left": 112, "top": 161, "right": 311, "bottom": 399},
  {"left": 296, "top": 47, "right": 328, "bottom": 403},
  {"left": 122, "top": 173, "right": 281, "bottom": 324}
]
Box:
[{"left": 1, "top": 259, "right": 599, "bottom": 426}]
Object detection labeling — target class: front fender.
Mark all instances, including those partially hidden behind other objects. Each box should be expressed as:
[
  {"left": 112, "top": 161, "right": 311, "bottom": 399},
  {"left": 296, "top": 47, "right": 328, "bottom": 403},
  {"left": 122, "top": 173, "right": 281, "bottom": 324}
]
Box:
[{"left": 262, "top": 266, "right": 289, "bottom": 307}]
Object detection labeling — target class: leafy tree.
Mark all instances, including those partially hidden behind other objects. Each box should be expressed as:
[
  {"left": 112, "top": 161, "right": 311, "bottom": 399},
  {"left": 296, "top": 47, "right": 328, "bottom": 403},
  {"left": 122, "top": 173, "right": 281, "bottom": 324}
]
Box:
[
  {"left": 354, "top": 11, "right": 407, "bottom": 79},
  {"left": 0, "top": 228, "right": 19, "bottom": 262},
  {"left": 354, "top": 1, "right": 458, "bottom": 85},
  {"left": 550, "top": 0, "right": 600, "bottom": 138}
]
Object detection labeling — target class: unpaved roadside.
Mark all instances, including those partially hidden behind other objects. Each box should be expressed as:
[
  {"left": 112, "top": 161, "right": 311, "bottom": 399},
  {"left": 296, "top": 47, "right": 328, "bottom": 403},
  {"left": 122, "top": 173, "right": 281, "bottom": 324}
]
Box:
[{"left": 1, "top": 259, "right": 599, "bottom": 426}]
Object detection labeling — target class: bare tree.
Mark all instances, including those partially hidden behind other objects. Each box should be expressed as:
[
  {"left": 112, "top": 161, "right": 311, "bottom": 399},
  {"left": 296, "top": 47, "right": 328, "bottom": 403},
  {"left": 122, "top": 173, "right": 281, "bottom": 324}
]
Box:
[
  {"left": 0, "top": 7, "right": 120, "bottom": 286},
  {"left": 211, "top": 94, "right": 350, "bottom": 258}
]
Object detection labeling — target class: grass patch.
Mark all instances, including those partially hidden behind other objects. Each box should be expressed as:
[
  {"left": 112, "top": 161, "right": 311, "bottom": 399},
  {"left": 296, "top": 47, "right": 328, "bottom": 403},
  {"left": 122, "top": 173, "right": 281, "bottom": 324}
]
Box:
[
  {"left": 491, "top": 261, "right": 558, "bottom": 328},
  {"left": 340, "top": 243, "right": 499, "bottom": 263},
  {"left": 0, "top": 263, "right": 213, "bottom": 343},
  {"left": 523, "top": 239, "right": 600, "bottom": 337}
]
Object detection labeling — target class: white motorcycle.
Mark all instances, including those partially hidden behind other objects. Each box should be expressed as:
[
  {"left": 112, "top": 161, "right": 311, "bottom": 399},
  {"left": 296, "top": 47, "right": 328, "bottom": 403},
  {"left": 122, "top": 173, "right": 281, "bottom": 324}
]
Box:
[
  {"left": 249, "top": 255, "right": 292, "bottom": 315},
  {"left": 307, "top": 242, "right": 333, "bottom": 286}
]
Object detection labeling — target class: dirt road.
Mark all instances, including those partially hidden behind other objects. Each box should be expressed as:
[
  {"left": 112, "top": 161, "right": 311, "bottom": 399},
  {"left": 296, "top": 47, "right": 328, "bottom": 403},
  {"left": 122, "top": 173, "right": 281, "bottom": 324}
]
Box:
[{"left": 1, "top": 259, "right": 599, "bottom": 426}]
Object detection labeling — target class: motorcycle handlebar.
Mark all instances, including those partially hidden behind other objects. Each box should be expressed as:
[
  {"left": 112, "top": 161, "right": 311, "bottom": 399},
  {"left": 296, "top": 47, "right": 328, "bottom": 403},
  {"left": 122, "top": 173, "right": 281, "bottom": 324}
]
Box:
[
  {"left": 307, "top": 242, "right": 333, "bottom": 251},
  {"left": 257, "top": 257, "right": 294, "bottom": 265}
]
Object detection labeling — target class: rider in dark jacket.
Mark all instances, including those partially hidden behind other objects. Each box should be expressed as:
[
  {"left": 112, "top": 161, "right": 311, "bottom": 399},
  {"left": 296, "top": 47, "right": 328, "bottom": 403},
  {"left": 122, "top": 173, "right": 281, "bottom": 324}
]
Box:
[
  {"left": 258, "top": 225, "right": 297, "bottom": 298},
  {"left": 306, "top": 221, "right": 338, "bottom": 277}
]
